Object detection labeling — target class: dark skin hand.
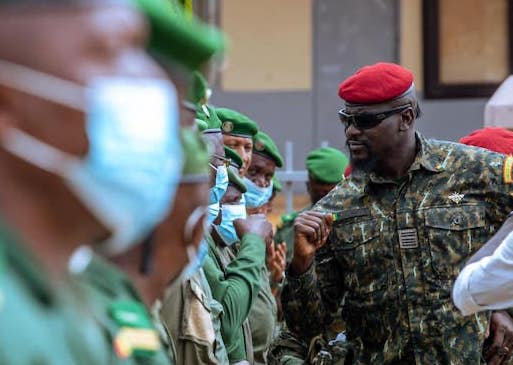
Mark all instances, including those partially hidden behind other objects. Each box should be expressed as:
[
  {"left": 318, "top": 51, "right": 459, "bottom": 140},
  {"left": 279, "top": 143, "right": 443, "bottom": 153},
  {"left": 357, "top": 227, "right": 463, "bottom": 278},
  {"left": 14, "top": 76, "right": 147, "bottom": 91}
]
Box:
[
  {"left": 233, "top": 213, "right": 273, "bottom": 247},
  {"left": 289, "top": 210, "right": 333, "bottom": 276}
]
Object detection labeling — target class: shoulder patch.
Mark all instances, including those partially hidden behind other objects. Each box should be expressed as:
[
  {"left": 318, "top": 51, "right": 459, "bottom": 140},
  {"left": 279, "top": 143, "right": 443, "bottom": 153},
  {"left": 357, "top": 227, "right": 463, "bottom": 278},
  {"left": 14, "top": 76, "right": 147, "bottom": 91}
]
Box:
[
  {"left": 113, "top": 327, "right": 161, "bottom": 359},
  {"left": 109, "top": 301, "right": 161, "bottom": 358},
  {"left": 504, "top": 155, "right": 513, "bottom": 184}
]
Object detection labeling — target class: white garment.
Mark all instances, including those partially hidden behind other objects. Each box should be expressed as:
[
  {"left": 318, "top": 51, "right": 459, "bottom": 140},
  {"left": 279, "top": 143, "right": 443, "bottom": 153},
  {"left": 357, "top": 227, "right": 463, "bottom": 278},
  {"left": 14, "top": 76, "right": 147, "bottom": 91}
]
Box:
[{"left": 453, "top": 230, "right": 513, "bottom": 315}]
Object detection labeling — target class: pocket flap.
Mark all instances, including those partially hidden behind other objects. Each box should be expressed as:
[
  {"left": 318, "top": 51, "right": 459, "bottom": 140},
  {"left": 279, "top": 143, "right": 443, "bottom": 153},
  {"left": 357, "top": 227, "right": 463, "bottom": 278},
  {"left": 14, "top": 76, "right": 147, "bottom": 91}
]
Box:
[
  {"left": 424, "top": 204, "right": 485, "bottom": 231},
  {"left": 331, "top": 219, "right": 380, "bottom": 250}
]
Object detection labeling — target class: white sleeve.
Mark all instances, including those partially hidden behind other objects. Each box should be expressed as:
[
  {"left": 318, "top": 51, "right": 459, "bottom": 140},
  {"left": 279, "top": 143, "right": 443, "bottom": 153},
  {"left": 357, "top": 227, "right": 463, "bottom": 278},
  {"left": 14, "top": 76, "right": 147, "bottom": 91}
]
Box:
[{"left": 453, "top": 230, "right": 513, "bottom": 315}]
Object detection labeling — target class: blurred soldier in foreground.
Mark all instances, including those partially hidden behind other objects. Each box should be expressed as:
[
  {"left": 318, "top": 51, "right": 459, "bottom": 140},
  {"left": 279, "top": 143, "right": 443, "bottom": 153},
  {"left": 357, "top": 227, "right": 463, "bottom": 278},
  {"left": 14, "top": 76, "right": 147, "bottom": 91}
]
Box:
[{"left": 0, "top": 0, "right": 182, "bottom": 363}]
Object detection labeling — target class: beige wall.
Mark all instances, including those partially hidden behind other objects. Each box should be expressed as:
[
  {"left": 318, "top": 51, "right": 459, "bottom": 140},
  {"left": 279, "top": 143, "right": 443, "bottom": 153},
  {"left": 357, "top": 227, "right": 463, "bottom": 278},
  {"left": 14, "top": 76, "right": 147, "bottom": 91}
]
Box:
[
  {"left": 400, "top": 0, "right": 423, "bottom": 90},
  {"left": 220, "top": 0, "right": 312, "bottom": 91}
]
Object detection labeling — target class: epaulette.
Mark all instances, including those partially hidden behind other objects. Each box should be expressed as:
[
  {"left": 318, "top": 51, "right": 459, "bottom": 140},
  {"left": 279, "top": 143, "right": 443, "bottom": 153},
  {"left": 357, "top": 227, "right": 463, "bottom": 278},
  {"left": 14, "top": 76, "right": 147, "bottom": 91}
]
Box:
[
  {"left": 280, "top": 212, "right": 299, "bottom": 225},
  {"left": 109, "top": 300, "right": 161, "bottom": 359}
]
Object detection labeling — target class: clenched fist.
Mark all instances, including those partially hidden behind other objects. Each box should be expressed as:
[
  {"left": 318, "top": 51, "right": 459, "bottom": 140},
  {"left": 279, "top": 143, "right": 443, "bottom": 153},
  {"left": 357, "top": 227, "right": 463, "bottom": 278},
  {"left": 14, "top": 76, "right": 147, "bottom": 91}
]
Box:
[{"left": 289, "top": 211, "right": 333, "bottom": 275}]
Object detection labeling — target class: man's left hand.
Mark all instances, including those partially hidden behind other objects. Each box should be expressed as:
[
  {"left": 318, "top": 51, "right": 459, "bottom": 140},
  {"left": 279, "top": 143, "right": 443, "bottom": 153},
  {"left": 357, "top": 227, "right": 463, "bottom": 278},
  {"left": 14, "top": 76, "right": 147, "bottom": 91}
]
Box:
[{"left": 484, "top": 311, "right": 513, "bottom": 365}]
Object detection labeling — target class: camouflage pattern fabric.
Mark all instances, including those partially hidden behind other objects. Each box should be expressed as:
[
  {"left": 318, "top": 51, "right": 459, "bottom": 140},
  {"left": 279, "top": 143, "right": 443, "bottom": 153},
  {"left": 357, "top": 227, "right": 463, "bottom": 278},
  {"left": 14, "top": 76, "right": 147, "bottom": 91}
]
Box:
[{"left": 282, "top": 133, "right": 513, "bottom": 365}]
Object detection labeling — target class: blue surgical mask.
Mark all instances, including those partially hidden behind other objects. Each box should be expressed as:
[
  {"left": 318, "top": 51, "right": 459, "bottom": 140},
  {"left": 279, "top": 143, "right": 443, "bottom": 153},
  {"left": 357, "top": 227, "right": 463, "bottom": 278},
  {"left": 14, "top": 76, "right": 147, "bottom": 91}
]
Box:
[
  {"left": 216, "top": 203, "right": 247, "bottom": 246},
  {"left": 243, "top": 177, "right": 274, "bottom": 208},
  {"left": 207, "top": 202, "right": 221, "bottom": 227},
  {"left": 209, "top": 164, "right": 228, "bottom": 204},
  {"left": 0, "top": 61, "right": 181, "bottom": 255}
]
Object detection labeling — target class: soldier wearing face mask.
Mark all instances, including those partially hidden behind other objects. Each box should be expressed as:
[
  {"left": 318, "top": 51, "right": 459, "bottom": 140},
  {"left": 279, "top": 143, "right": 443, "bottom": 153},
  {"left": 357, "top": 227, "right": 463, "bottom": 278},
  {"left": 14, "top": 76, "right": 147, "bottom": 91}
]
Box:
[
  {"left": 159, "top": 106, "right": 231, "bottom": 365},
  {"left": 0, "top": 0, "right": 183, "bottom": 363},
  {"left": 195, "top": 113, "right": 273, "bottom": 364}
]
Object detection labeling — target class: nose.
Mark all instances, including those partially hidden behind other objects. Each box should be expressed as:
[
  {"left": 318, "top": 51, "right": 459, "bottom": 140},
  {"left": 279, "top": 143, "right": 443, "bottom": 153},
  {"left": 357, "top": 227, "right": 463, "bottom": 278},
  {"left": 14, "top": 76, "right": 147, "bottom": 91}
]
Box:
[{"left": 345, "top": 122, "right": 363, "bottom": 139}]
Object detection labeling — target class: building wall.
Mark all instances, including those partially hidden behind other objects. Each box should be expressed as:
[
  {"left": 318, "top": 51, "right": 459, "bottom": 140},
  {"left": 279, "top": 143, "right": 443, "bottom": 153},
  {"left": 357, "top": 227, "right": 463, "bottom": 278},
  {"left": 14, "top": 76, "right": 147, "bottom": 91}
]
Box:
[{"left": 211, "top": 0, "right": 488, "bottom": 183}]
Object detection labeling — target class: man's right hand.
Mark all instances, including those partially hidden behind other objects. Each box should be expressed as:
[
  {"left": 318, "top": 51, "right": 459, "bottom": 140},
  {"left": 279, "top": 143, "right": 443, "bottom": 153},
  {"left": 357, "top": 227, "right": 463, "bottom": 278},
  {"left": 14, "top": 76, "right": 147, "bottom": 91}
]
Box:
[
  {"left": 233, "top": 214, "right": 273, "bottom": 246},
  {"left": 289, "top": 211, "right": 333, "bottom": 275}
]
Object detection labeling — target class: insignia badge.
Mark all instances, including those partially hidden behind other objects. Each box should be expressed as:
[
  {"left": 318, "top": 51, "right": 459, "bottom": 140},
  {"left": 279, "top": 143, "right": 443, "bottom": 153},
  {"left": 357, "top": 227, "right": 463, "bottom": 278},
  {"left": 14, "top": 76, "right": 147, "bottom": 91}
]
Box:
[
  {"left": 222, "top": 121, "right": 234, "bottom": 133},
  {"left": 254, "top": 140, "right": 265, "bottom": 151},
  {"left": 202, "top": 104, "right": 210, "bottom": 118},
  {"left": 448, "top": 192, "right": 465, "bottom": 204},
  {"left": 113, "top": 327, "right": 160, "bottom": 359},
  {"left": 504, "top": 155, "right": 513, "bottom": 184},
  {"left": 398, "top": 228, "right": 418, "bottom": 249}
]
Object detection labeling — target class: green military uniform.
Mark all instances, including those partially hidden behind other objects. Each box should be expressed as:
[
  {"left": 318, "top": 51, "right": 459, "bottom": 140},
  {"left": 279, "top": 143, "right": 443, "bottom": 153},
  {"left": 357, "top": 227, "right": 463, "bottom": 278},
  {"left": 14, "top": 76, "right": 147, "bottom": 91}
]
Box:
[
  {"left": 71, "top": 247, "right": 174, "bottom": 365},
  {"left": 282, "top": 134, "right": 513, "bottom": 364},
  {"left": 159, "top": 267, "right": 229, "bottom": 365},
  {"left": 0, "top": 225, "right": 110, "bottom": 365},
  {"left": 244, "top": 130, "right": 284, "bottom": 364},
  {"left": 205, "top": 232, "right": 266, "bottom": 363}
]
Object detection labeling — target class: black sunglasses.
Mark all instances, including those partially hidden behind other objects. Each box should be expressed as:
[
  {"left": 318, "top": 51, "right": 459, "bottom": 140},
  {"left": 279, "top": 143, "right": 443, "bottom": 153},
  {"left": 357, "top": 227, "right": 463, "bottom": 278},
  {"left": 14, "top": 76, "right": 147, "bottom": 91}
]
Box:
[{"left": 338, "top": 104, "right": 412, "bottom": 130}]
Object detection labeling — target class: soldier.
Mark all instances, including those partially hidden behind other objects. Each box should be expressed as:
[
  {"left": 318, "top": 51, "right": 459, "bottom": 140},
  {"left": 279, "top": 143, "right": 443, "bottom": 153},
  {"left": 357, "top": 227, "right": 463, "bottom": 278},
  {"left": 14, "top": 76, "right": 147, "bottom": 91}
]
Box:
[
  {"left": 0, "top": 0, "right": 181, "bottom": 363},
  {"left": 206, "top": 166, "right": 273, "bottom": 364},
  {"left": 217, "top": 107, "right": 259, "bottom": 177},
  {"left": 241, "top": 130, "right": 286, "bottom": 364},
  {"left": 275, "top": 147, "right": 348, "bottom": 263},
  {"left": 159, "top": 109, "right": 230, "bottom": 365},
  {"left": 282, "top": 62, "right": 513, "bottom": 364}
]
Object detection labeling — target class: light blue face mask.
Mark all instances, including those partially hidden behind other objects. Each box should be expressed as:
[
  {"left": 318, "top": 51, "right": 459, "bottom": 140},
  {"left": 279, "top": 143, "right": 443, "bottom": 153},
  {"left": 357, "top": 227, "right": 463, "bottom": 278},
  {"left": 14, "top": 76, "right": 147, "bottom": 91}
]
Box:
[
  {"left": 216, "top": 203, "right": 247, "bottom": 246},
  {"left": 0, "top": 61, "right": 181, "bottom": 255},
  {"left": 206, "top": 202, "right": 221, "bottom": 227},
  {"left": 209, "top": 164, "right": 228, "bottom": 204},
  {"left": 243, "top": 177, "right": 274, "bottom": 208}
]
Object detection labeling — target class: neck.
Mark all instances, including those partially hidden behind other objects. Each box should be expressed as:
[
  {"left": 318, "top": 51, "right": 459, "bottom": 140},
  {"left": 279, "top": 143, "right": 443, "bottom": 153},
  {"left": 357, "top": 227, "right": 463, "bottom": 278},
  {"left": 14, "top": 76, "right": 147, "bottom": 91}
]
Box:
[
  {"left": 0, "top": 152, "right": 102, "bottom": 282},
  {"left": 374, "top": 134, "right": 417, "bottom": 180}
]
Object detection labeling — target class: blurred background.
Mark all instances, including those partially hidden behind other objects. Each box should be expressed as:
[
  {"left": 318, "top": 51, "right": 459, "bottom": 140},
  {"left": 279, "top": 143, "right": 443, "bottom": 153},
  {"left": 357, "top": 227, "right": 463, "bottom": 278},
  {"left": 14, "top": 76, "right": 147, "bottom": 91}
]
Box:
[{"left": 187, "top": 0, "right": 509, "bottom": 219}]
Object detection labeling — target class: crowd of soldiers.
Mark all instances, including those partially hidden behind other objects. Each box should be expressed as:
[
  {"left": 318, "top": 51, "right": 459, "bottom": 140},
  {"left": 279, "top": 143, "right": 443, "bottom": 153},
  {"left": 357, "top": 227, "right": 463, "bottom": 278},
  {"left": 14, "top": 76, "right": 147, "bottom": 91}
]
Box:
[{"left": 3, "top": 1, "right": 513, "bottom": 365}]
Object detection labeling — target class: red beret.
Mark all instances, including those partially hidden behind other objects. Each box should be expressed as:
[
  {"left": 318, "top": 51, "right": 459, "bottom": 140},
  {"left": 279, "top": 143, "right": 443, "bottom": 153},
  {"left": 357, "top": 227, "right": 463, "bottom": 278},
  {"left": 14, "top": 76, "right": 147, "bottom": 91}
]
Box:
[
  {"left": 338, "top": 62, "right": 414, "bottom": 104},
  {"left": 343, "top": 165, "right": 352, "bottom": 178},
  {"left": 459, "top": 127, "right": 513, "bottom": 155}
]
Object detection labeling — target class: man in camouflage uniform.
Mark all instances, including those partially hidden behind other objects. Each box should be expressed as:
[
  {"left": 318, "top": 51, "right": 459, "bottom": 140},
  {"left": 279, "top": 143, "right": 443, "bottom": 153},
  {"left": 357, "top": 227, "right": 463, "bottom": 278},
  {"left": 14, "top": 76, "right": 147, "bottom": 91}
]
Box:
[{"left": 282, "top": 62, "right": 513, "bottom": 365}]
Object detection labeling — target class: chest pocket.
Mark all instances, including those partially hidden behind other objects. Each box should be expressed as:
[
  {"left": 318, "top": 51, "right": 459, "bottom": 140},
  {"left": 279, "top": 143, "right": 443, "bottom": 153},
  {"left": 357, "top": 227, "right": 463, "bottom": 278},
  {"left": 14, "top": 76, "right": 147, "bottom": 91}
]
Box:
[
  {"left": 424, "top": 204, "right": 486, "bottom": 280},
  {"left": 330, "top": 218, "right": 389, "bottom": 296}
]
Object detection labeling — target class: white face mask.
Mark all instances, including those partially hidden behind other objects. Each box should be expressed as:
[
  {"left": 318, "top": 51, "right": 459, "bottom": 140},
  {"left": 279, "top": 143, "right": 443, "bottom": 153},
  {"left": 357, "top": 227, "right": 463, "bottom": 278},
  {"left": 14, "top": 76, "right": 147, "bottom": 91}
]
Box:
[{"left": 0, "top": 60, "right": 182, "bottom": 255}]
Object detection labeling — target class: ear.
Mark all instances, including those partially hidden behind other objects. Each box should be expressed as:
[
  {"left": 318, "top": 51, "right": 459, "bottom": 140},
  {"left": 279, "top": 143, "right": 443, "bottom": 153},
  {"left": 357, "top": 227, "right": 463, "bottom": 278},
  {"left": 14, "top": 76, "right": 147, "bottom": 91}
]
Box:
[{"left": 399, "top": 108, "right": 415, "bottom": 132}]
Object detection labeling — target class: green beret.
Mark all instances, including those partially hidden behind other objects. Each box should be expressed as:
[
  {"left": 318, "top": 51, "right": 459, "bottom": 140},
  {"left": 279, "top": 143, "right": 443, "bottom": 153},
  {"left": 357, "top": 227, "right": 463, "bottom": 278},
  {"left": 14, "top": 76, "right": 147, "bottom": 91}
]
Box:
[
  {"left": 272, "top": 175, "right": 282, "bottom": 192},
  {"left": 189, "top": 71, "right": 210, "bottom": 106},
  {"left": 135, "top": 0, "right": 226, "bottom": 71},
  {"left": 180, "top": 128, "right": 209, "bottom": 183},
  {"left": 195, "top": 118, "right": 208, "bottom": 133},
  {"left": 306, "top": 147, "right": 349, "bottom": 184},
  {"left": 197, "top": 104, "right": 221, "bottom": 132},
  {"left": 227, "top": 166, "right": 246, "bottom": 193},
  {"left": 252, "top": 131, "right": 283, "bottom": 168},
  {"left": 216, "top": 108, "right": 259, "bottom": 138},
  {"left": 224, "top": 146, "right": 243, "bottom": 170}
]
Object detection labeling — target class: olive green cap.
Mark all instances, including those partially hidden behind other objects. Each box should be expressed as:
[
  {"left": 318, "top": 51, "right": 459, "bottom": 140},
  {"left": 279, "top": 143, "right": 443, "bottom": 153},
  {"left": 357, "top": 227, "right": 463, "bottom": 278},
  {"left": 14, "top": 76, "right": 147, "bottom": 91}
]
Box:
[
  {"left": 197, "top": 104, "right": 222, "bottom": 132},
  {"left": 135, "top": 0, "right": 226, "bottom": 71},
  {"left": 224, "top": 146, "right": 243, "bottom": 170},
  {"left": 216, "top": 108, "right": 259, "bottom": 138},
  {"left": 228, "top": 166, "right": 246, "bottom": 193},
  {"left": 272, "top": 175, "right": 282, "bottom": 192},
  {"left": 189, "top": 71, "right": 210, "bottom": 106},
  {"left": 180, "top": 128, "right": 209, "bottom": 183},
  {"left": 252, "top": 131, "right": 283, "bottom": 168},
  {"left": 305, "top": 147, "right": 349, "bottom": 184}
]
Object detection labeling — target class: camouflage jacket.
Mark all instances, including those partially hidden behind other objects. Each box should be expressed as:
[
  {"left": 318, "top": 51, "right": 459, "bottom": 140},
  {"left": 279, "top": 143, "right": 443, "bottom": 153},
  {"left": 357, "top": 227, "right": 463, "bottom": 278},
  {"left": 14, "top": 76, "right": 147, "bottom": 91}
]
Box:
[{"left": 282, "top": 134, "right": 513, "bottom": 365}]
